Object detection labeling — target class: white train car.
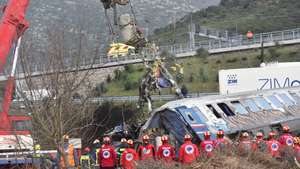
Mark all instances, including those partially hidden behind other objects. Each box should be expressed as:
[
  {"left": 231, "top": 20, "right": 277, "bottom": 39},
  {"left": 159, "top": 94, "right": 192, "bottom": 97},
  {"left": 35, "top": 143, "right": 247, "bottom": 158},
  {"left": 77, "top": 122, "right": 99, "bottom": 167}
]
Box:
[{"left": 141, "top": 86, "right": 300, "bottom": 143}]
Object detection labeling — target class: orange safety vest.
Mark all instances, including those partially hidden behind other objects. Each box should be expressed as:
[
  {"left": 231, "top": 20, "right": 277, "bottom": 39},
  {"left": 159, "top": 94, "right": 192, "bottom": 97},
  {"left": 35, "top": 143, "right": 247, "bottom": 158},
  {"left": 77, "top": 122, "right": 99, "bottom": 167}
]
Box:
[{"left": 60, "top": 144, "right": 75, "bottom": 168}]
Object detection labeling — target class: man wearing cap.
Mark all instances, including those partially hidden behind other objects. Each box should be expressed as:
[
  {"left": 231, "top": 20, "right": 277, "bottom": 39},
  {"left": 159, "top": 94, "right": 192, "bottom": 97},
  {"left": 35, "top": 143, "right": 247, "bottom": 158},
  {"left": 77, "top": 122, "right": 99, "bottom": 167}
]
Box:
[
  {"left": 200, "top": 131, "right": 214, "bottom": 158},
  {"left": 91, "top": 139, "right": 101, "bottom": 168},
  {"left": 120, "top": 139, "right": 138, "bottom": 169}
]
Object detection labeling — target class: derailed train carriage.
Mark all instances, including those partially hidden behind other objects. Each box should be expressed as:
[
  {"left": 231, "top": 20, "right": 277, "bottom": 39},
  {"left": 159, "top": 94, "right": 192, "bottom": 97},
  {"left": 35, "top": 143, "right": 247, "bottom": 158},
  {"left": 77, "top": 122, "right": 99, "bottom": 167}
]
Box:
[{"left": 140, "top": 87, "right": 300, "bottom": 144}]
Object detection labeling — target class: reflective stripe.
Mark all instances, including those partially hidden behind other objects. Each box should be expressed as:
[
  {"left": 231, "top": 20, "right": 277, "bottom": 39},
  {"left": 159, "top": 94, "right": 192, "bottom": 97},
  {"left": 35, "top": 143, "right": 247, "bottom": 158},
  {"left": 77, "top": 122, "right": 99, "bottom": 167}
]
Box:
[
  {"left": 80, "top": 155, "right": 91, "bottom": 169},
  {"left": 95, "top": 148, "right": 100, "bottom": 164}
]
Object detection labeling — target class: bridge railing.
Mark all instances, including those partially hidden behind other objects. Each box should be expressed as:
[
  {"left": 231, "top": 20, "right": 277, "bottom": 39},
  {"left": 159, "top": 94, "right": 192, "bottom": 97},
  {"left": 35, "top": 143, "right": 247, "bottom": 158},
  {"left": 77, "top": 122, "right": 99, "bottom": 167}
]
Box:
[{"left": 163, "top": 28, "right": 300, "bottom": 55}]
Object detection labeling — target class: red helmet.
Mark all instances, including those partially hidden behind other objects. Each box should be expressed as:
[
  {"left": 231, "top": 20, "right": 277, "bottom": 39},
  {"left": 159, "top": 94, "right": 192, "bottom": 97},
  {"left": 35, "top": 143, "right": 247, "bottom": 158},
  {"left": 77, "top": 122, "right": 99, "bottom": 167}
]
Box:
[
  {"left": 269, "top": 131, "right": 276, "bottom": 138},
  {"left": 84, "top": 147, "right": 90, "bottom": 153},
  {"left": 283, "top": 125, "right": 290, "bottom": 133},
  {"left": 142, "top": 135, "right": 150, "bottom": 143},
  {"left": 127, "top": 139, "right": 134, "bottom": 146},
  {"left": 103, "top": 136, "right": 111, "bottom": 144},
  {"left": 121, "top": 138, "right": 127, "bottom": 143},
  {"left": 161, "top": 135, "right": 169, "bottom": 143},
  {"left": 217, "top": 130, "right": 224, "bottom": 137},
  {"left": 204, "top": 131, "right": 211, "bottom": 140},
  {"left": 184, "top": 134, "right": 192, "bottom": 141},
  {"left": 256, "top": 132, "right": 263, "bottom": 138}
]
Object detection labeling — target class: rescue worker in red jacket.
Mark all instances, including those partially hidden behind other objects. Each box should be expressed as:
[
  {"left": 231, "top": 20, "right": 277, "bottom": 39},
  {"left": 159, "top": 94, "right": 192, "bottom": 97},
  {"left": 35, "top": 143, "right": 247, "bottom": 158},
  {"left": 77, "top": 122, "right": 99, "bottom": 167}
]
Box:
[
  {"left": 267, "top": 131, "right": 281, "bottom": 158},
  {"left": 238, "top": 132, "right": 252, "bottom": 154},
  {"left": 279, "top": 125, "right": 294, "bottom": 148},
  {"left": 200, "top": 131, "right": 214, "bottom": 158},
  {"left": 157, "top": 135, "right": 175, "bottom": 162},
  {"left": 213, "top": 129, "right": 231, "bottom": 153},
  {"left": 98, "top": 136, "right": 117, "bottom": 169},
  {"left": 120, "top": 139, "right": 138, "bottom": 169},
  {"left": 137, "top": 134, "right": 156, "bottom": 161},
  {"left": 293, "top": 137, "right": 300, "bottom": 161},
  {"left": 252, "top": 132, "right": 266, "bottom": 152},
  {"left": 178, "top": 134, "right": 199, "bottom": 164}
]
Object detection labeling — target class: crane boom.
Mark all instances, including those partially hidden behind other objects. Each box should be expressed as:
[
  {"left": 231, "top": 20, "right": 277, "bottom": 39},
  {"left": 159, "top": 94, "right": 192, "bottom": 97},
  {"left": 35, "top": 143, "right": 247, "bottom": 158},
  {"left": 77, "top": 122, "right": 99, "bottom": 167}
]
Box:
[{"left": 0, "top": 0, "right": 29, "bottom": 72}]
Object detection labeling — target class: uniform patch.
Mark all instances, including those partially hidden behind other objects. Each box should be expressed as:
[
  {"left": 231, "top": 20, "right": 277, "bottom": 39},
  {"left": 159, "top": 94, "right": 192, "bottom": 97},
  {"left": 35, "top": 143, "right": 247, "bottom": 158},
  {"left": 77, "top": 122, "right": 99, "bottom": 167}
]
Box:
[
  {"left": 163, "top": 149, "right": 170, "bottom": 157},
  {"left": 126, "top": 153, "right": 133, "bottom": 161},
  {"left": 143, "top": 148, "right": 151, "bottom": 154},
  {"left": 271, "top": 143, "right": 279, "bottom": 151},
  {"left": 286, "top": 138, "right": 293, "bottom": 146},
  {"left": 103, "top": 151, "right": 111, "bottom": 159},
  {"left": 185, "top": 145, "right": 194, "bottom": 154},
  {"left": 205, "top": 144, "right": 213, "bottom": 152}
]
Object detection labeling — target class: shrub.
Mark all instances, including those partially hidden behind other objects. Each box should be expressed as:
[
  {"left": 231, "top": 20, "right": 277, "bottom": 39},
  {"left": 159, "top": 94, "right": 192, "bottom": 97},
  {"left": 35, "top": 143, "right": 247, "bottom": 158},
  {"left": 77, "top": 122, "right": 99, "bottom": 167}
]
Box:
[
  {"left": 241, "top": 57, "right": 248, "bottom": 61},
  {"left": 196, "top": 48, "right": 209, "bottom": 57},
  {"left": 216, "top": 60, "right": 222, "bottom": 64},
  {"left": 189, "top": 74, "right": 194, "bottom": 82},
  {"left": 114, "top": 69, "right": 121, "bottom": 80},
  {"left": 226, "top": 58, "right": 238, "bottom": 63},
  {"left": 199, "top": 68, "right": 209, "bottom": 82},
  {"left": 106, "top": 75, "right": 112, "bottom": 83},
  {"left": 124, "top": 65, "right": 134, "bottom": 73},
  {"left": 95, "top": 82, "right": 108, "bottom": 96}
]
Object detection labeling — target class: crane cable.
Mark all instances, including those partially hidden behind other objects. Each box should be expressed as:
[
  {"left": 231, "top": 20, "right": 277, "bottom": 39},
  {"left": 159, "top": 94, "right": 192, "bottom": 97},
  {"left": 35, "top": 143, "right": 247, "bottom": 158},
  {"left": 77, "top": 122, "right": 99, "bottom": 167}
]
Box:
[{"left": 128, "top": 0, "right": 138, "bottom": 26}]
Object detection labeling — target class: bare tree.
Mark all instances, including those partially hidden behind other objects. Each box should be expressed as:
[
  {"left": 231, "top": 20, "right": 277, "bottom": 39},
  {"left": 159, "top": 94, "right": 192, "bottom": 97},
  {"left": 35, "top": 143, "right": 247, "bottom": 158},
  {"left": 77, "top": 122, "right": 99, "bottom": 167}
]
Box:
[{"left": 17, "top": 25, "right": 101, "bottom": 168}]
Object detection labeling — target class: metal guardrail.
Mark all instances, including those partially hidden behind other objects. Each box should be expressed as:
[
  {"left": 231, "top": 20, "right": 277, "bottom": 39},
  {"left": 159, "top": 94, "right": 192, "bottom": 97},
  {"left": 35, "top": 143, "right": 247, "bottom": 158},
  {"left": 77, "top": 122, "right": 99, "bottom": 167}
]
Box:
[
  {"left": 162, "top": 28, "right": 300, "bottom": 55},
  {"left": 89, "top": 92, "right": 218, "bottom": 103}
]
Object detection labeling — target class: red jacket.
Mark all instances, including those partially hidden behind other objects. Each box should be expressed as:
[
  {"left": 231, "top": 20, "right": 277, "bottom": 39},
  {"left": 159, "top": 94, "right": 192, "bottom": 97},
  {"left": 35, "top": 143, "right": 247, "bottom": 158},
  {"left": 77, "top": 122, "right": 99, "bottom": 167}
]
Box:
[
  {"left": 98, "top": 144, "right": 117, "bottom": 167},
  {"left": 267, "top": 139, "right": 281, "bottom": 158},
  {"left": 238, "top": 140, "right": 252, "bottom": 154},
  {"left": 179, "top": 141, "right": 199, "bottom": 164},
  {"left": 200, "top": 140, "right": 214, "bottom": 158},
  {"left": 252, "top": 138, "right": 265, "bottom": 151},
  {"left": 157, "top": 143, "right": 175, "bottom": 162},
  {"left": 137, "top": 144, "right": 156, "bottom": 160},
  {"left": 279, "top": 133, "right": 294, "bottom": 147},
  {"left": 294, "top": 144, "right": 300, "bottom": 161},
  {"left": 120, "top": 148, "right": 138, "bottom": 169}
]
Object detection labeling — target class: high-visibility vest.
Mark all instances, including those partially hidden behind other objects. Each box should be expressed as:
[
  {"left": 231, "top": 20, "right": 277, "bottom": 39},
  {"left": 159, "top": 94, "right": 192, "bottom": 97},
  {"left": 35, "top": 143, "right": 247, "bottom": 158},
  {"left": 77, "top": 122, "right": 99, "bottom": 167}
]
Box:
[
  {"left": 95, "top": 148, "right": 100, "bottom": 165},
  {"left": 34, "top": 144, "right": 41, "bottom": 158},
  {"left": 60, "top": 144, "right": 75, "bottom": 167},
  {"left": 80, "top": 155, "right": 91, "bottom": 169}
]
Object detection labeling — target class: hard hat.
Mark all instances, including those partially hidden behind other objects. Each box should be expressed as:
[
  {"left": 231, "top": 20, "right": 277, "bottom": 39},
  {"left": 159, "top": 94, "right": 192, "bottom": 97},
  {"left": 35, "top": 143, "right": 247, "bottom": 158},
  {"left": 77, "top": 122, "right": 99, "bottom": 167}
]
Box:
[
  {"left": 217, "top": 130, "right": 225, "bottom": 136},
  {"left": 142, "top": 135, "right": 150, "bottom": 142},
  {"left": 84, "top": 147, "right": 91, "bottom": 153},
  {"left": 184, "top": 134, "right": 192, "bottom": 141},
  {"left": 63, "top": 135, "right": 69, "bottom": 140},
  {"left": 103, "top": 136, "right": 111, "bottom": 144},
  {"left": 204, "top": 131, "right": 211, "bottom": 139},
  {"left": 161, "top": 135, "right": 169, "bottom": 143},
  {"left": 241, "top": 132, "right": 249, "bottom": 138},
  {"left": 283, "top": 125, "right": 290, "bottom": 133},
  {"left": 93, "top": 139, "right": 100, "bottom": 144},
  {"left": 269, "top": 131, "right": 276, "bottom": 138},
  {"left": 256, "top": 132, "right": 263, "bottom": 138},
  {"left": 127, "top": 139, "right": 134, "bottom": 146},
  {"left": 121, "top": 138, "right": 127, "bottom": 143}
]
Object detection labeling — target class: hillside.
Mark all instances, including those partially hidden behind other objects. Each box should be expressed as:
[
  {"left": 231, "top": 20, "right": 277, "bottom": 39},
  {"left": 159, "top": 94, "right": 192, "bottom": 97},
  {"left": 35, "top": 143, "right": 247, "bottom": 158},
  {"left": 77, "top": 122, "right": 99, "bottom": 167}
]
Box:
[
  {"left": 96, "top": 44, "right": 300, "bottom": 97},
  {"left": 151, "top": 0, "right": 300, "bottom": 45}
]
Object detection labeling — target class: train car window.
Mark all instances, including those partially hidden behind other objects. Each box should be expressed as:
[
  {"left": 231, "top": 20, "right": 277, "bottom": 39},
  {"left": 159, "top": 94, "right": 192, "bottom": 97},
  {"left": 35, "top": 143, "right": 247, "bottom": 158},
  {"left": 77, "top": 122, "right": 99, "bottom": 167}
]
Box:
[
  {"left": 267, "top": 95, "right": 283, "bottom": 108},
  {"left": 231, "top": 101, "right": 248, "bottom": 114},
  {"left": 254, "top": 97, "right": 272, "bottom": 110},
  {"left": 217, "top": 103, "right": 235, "bottom": 116},
  {"left": 207, "top": 104, "right": 221, "bottom": 118},
  {"left": 243, "top": 99, "right": 261, "bottom": 112},
  {"left": 289, "top": 92, "right": 300, "bottom": 104},
  {"left": 278, "top": 93, "right": 295, "bottom": 106},
  {"left": 192, "top": 107, "right": 208, "bottom": 122}
]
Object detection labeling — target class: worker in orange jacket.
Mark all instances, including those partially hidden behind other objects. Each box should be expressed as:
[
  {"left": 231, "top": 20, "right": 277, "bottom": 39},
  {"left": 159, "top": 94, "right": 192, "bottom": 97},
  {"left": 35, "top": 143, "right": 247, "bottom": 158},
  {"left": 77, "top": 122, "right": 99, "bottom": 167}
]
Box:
[
  {"left": 266, "top": 131, "right": 281, "bottom": 158},
  {"left": 157, "top": 135, "right": 176, "bottom": 163},
  {"left": 137, "top": 134, "right": 156, "bottom": 161},
  {"left": 200, "top": 131, "right": 214, "bottom": 158}
]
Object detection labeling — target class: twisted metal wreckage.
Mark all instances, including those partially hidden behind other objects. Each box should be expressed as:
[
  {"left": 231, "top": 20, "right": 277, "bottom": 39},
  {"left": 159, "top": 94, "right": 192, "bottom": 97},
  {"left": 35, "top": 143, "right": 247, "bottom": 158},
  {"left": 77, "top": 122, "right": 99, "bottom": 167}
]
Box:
[{"left": 138, "top": 57, "right": 184, "bottom": 112}]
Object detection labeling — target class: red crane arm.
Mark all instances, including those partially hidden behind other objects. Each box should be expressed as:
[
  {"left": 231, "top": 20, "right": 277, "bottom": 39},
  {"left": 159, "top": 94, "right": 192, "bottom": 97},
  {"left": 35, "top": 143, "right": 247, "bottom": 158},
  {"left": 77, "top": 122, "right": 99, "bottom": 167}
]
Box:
[{"left": 0, "top": 0, "right": 29, "bottom": 72}]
